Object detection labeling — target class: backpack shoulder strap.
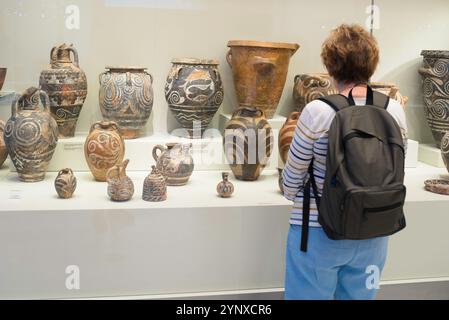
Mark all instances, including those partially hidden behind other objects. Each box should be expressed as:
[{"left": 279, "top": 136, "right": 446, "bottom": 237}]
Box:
[
  {"left": 318, "top": 94, "right": 352, "bottom": 113},
  {"left": 372, "top": 91, "right": 390, "bottom": 110}
]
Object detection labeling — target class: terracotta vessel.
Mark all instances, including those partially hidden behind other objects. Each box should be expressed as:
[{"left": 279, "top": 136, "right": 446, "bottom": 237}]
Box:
[
  {"left": 278, "top": 168, "right": 284, "bottom": 194},
  {"left": 216, "top": 172, "right": 234, "bottom": 198},
  {"left": 226, "top": 40, "right": 299, "bottom": 118},
  {"left": 279, "top": 111, "right": 300, "bottom": 164},
  {"left": 0, "top": 67, "right": 7, "bottom": 91},
  {"left": 165, "top": 58, "right": 224, "bottom": 138},
  {"left": 152, "top": 143, "right": 194, "bottom": 186},
  {"left": 442, "top": 132, "right": 449, "bottom": 173},
  {"left": 39, "top": 44, "right": 88, "bottom": 137},
  {"left": 99, "top": 66, "right": 153, "bottom": 139},
  {"left": 293, "top": 73, "right": 338, "bottom": 111},
  {"left": 370, "top": 82, "right": 408, "bottom": 108},
  {"left": 0, "top": 120, "right": 7, "bottom": 167},
  {"left": 223, "top": 107, "right": 273, "bottom": 181},
  {"left": 4, "top": 87, "right": 58, "bottom": 182},
  {"left": 107, "top": 159, "right": 134, "bottom": 201},
  {"left": 84, "top": 121, "right": 125, "bottom": 182},
  {"left": 142, "top": 165, "right": 167, "bottom": 202},
  {"left": 55, "top": 168, "right": 77, "bottom": 199},
  {"left": 419, "top": 50, "right": 449, "bottom": 148},
  {"left": 424, "top": 179, "right": 449, "bottom": 196}
]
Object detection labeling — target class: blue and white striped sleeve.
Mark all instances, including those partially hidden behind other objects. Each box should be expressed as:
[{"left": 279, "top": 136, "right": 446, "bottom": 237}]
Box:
[{"left": 282, "top": 107, "right": 320, "bottom": 201}]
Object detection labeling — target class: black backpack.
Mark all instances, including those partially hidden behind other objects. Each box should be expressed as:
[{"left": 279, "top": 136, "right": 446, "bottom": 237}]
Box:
[{"left": 300, "top": 85, "right": 406, "bottom": 252}]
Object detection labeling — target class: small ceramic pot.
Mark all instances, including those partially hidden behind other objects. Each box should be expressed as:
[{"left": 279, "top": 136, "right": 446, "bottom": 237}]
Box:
[
  {"left": 55, "top": 168, "right": 77, "bottom": 199},
  {"left": 142, "top": 165, "right": 167, "bottom": 202},
  {"left": 106, "top": 159, "right": 134, "bottom": 201},
  {"left": 216, "top": 172, "right": 234, "bottom": 198},
  {"left": 424, "top": 179, "right": 449, "bottom": 195}
]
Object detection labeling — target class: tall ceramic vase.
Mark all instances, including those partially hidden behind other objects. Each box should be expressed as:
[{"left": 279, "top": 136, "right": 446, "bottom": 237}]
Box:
[
  {"left": 165, "top": 58, "right": 224, "bottom": 138},
  {"left": 3, "top": 87, "right": 59, "bottom": 182},
  {"left": 293, "top": 73, "right": 338, "bottom": 111},
  {"left": 84, "top": 121, "right": 125, "bottom": 182},
  {"left": 419, "top": 50, "right": 449, "bottom": 148},
  {"left": 39, "top": 43, "right": 88, "bottom": 137},
  {"left": 99, "top": 66, "right": 153, "bottom": 139},
  {"left": 279, "top": 111, "right": 300, "bottom": 164},
  {"left": 226, "top": 40, "right": 299, "bottom": 118},
  {"left": 223, "top": 107, "right": 273, "bottom": 181}
]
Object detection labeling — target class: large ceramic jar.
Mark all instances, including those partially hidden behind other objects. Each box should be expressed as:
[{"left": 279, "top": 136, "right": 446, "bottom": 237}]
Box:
[
  {"left": 0, "top": 120, "right": 7, "bottom": 167},
  {"left": 39, "top": 44, "right": 88, "bottom": 138},
  {"left": 279, "top": 111, "right": 300, "bottom": 164},
  {"left": 152, "top": 143, "right": 194, "bottom": 186},
  {"left": 442, "top": 132, "right": 449, "bottom": 173},
  {"left": 165, "top": 58, "right": 224, "bottom": 138},
  {"left": 84, "top": 121, "right": 125, "bottom": 182},
  {"left": 293, "top": 73, "right": 338, "bottom": 111},
  {"left": 99, "top": 66, "right": 153, "bottom": 139},
  {"left": 370, "top": 82, "right": 408, "bottom": 108},
  {"left": 106, "top": 159, "right": 134, "bottom": 201},
  {"left": 3, "top": 87, "right": 58, "bottom": 182},
  {"left": 226, "top": 40, "right": 299, "bottom": 119},
  {"left": 223, "top": 107, "right": 273, "bottom": 181},
  {"left": 419, "top": 50, "right": 449, "bottom": 148}
]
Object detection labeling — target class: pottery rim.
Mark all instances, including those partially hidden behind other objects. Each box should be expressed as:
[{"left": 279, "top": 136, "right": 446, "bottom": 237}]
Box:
[
  {"left": 420, "top": 50, "right": 449, "bottom": 58},
  {"left": 171, "top": 58, "right": 219, "bottom": 65},
  {"left": 227, "top": 40, "right": 299, "bottom": 53},
  {"left": 105, "top": 66, "right": 147, "bottom": 72}
]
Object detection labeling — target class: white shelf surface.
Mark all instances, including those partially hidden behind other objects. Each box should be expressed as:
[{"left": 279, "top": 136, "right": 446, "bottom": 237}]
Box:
[
  {"left": 418, "top": 143, "right": 446, "bottom": 168},
  {"left": 0, "top": 162, "right": 448, "bottom": 299}
]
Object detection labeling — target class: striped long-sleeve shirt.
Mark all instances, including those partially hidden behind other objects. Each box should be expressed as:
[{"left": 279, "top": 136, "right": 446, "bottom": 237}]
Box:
[{"left": 282, "top": 97, "right": 408, "bottom": 227}]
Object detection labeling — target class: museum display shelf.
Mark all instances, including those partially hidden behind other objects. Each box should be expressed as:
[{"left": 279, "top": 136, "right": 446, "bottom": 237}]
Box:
[
  {"left": 418, "top": 144, "right": 446, "bottom": 168},
  {"left": 0, "top": 162, "right": 448, "bottom": 299}
]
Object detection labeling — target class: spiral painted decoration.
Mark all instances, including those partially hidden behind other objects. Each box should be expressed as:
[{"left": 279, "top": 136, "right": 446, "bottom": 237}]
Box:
[
  {"left": 223, "top": 107, "right": 273, "bottom": 181},
  {"left": 293, "top": 73, "right": 338, "bottom": 112},
  {"left": 419, "top": 50, "right": 449, "bottom": 148},
  {"left": 99, "top": 67, "right": 153, "bottom": 139},
  {"left": 165, "top": 59, "right": 223, "bottom": 138},
  {"left": 84, "top": 121, "right": 125, "bottom": 182},
  {"left": 4, "top": 87, "right": 58, "bottom": 182}
]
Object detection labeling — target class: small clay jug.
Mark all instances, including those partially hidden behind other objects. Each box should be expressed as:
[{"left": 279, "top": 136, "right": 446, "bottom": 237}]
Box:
[
  {"left": 84, "top": 121, "right": 125, "bottom": 181},
  {"left": 216, "top": 172, "right": 234, "bottom": 198},
  {"left": 142, "top": 165, "right": 167, "bottom": 202},
  {"left": 55, "top": 168, "right": 77, "bottom": 199},
  {"left": 0, "top": 120, "right": 7, "bottom": 167},
  {"left": 106, "top": 159, "right": 134, "bottom": 201},
  {"left": 152, "top": 143, "right": 194, "bottom": 186}
]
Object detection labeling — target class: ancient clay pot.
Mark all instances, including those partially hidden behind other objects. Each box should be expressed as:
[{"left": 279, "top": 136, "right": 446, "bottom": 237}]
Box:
[
  {"left": 84, "top": 121, "right": 125, "bottom": 182},
  {"left": 0, "top": 120, "right": 7, "bottom": 167},
  {"left": 106, "top": 159, "right": 134, "bottom": 201},
  {"left": 0, "top": 67, "right": 6, "bottom": 91},
  {"left": 99, "top": 66, "right": 154, "bottom": 139},
  {"left": 424, "top": 179, "right": 449, "bottom": 196},
  {"left": 152, "top": 143, "right": 194, "bottom": 186},
  {"left": 223, "top": 107, "right": 273, "bottom": 181},
  {"left": 370, "top": 82, "right": 408, "bottom": 108},
  {"left": 216, "top": 172, "right": 234, "bottom": 198},
  {"left": 226, "top": 40, "right": 299, "bottom": 119},
  {"left": 55, "top": 168, "right": 77, "bottom": 199},
  {"left": 278, "top": 168, "right": 284, "bottom": 194},
  {"left": 4, "top": 87, "right": 58, "bottom": 182},
  {"left": 293, "top": 73, "right": 338, "bottom": 111},
  {"left": 279, "top": 111, "right": 300, "bottom": 164},
  {"left": 419, "top": 50, "right": 449, "bottom": 148},
  {"left": 165, "top": 58, "right": 224, "bottom": 138},
  {"left": 39, "top": 44, "right": 88, "bottom": 138},
  {"left": 142, "top": 165, "right": 167, "bottom": 202},
  {"left": 441, "top": 132, "right": 449, "bottom": 173}
]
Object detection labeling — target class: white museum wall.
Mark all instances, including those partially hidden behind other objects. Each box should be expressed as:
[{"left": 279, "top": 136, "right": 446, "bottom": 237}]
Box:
[{"left": 1, "top": 0, "right": 448, "bottom": 142}]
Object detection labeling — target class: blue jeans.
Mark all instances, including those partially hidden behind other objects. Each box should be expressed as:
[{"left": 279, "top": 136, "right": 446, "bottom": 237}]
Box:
[{"left": 285, "top": 225, "right": 388, "bottom": 300}]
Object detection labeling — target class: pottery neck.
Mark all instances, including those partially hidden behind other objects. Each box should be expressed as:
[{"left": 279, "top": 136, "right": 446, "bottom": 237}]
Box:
[
  {"left": 222, "top": 172, "right": 229, "bottom": 182},
  {"left": 18, "top": 88, "right": 41, "bottom": 111}
]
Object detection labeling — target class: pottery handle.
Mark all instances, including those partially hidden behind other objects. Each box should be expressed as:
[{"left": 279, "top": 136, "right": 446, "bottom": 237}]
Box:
[
  {"left": 39, "top": 89, "right": 51, "bottom": 113},
  {"left": 126, "top": 72, "right": 132, "bottom": 86},
  {"left": 90, "top": 121, "right": 103, "bottom": 133},
  {"left": 144, "top": 71, "right": 153, "bottom": 84},
  {"left": 294, "top": 74, "right": 301, "bottom": 84},
  {"left": 174, "top": 66, "right": 183, "bottom": 80},
  {"left": 418, "top": 66, "right": 433, "bottom": 77},
  {"left": 99, "top": 71, "right": 108, "bottom": 84},
  {"left": 106, "top": 166, "right": 117, "bottom": 182},
  {"left": 68, "top": 45, "right": 79, "bottom": 67},
  {"left": 58, "top": 168, "right": 72, "bottom": 176},
  {"left": 226, "top": 50, "right": 232, "bottom": 68},
  {"left": 152, "top": 144, "right": 165, "bottom": 162},
  {"left": 10, "top": 93, "right": 20, "bottom": 117},
  {"left": 232, "top": 106, "right": 265, "bottom": 119},
  {"left": 252, "top": 56, "right": 276, "bottom": 74},
  {"left": 50, "top": 46, "right": 59, "bottom": 65}
]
